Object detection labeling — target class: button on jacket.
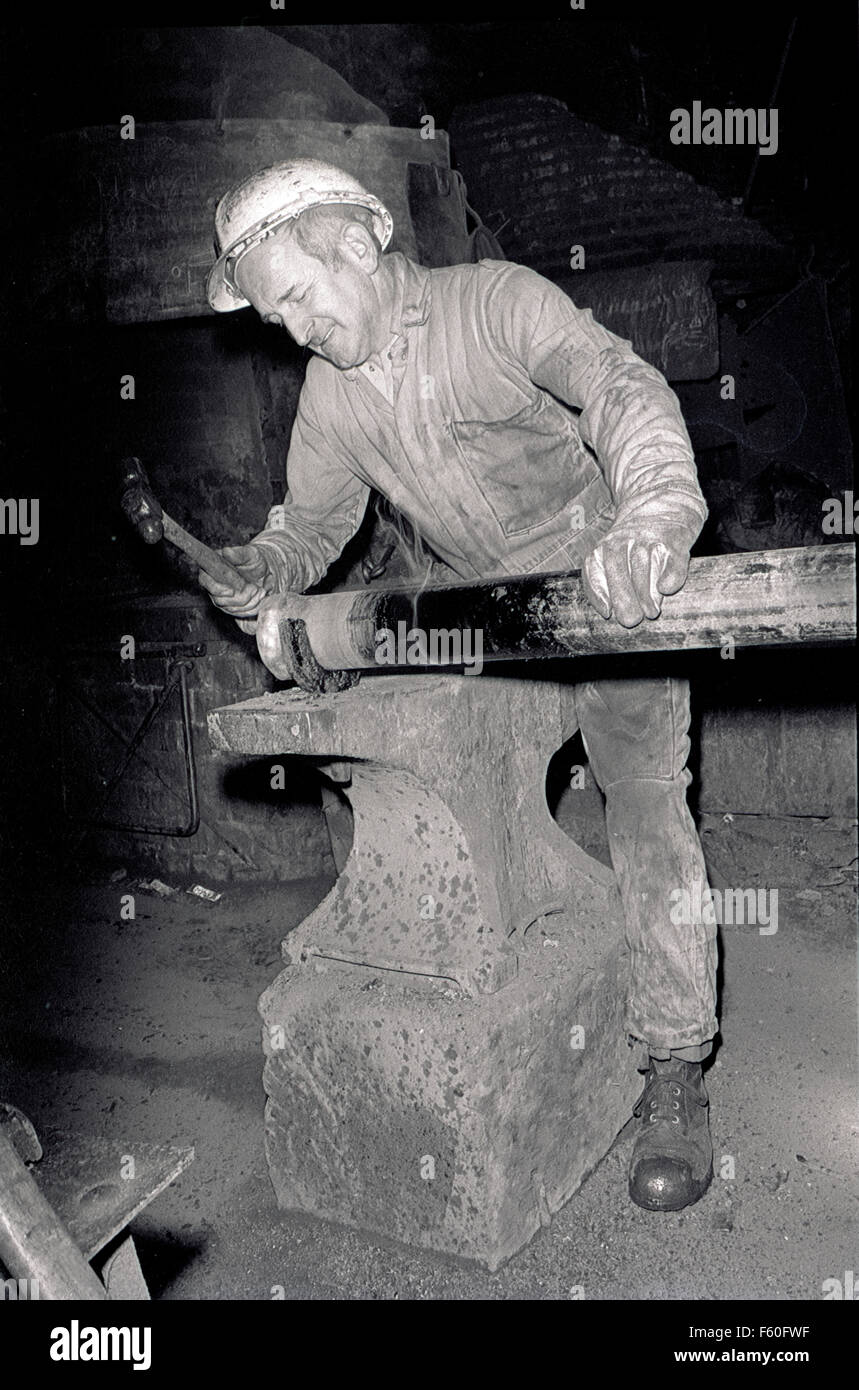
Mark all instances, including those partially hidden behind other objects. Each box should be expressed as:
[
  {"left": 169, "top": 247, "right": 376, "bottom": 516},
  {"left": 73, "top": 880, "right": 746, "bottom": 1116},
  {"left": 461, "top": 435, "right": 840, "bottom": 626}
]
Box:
[{"left": 252, "top": 253, "right": 707, "bottom": 590}]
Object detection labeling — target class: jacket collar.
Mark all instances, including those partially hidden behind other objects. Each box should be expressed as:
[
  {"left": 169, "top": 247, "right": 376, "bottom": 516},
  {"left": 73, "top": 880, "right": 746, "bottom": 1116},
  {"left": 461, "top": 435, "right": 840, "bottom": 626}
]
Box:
[
  {"left": 387, "top": 252, "right": 432, "bottom": 331},
  {"left": 342, "top": 253, "right": 431, "bottom": 379}
]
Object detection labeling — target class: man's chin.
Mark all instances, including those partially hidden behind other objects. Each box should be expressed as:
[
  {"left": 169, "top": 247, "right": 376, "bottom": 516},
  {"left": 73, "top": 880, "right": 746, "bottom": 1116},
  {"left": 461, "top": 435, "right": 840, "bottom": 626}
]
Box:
[{"left": 316, "top": 346, "right": 362, "bottom": 371}]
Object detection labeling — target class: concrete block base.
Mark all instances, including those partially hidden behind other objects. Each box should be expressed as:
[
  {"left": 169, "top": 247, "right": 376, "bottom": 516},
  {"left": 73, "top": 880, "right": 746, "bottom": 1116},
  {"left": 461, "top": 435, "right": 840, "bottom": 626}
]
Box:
[{"left": 261, "top": 936, "right": 637, "bottom": 1270}]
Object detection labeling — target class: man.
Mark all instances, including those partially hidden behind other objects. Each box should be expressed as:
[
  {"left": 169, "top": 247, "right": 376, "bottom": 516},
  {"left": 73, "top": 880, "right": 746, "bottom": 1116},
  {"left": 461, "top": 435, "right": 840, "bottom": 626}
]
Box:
[{"left": 202, "top": 159, "right": 717, "bottom": 1212}]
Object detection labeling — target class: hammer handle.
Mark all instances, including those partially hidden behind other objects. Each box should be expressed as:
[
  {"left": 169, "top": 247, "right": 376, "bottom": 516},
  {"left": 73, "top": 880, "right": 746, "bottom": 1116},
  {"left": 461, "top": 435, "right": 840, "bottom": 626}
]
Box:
[{"left": 161, "top": 512, "right": 246, "bottom": 589}]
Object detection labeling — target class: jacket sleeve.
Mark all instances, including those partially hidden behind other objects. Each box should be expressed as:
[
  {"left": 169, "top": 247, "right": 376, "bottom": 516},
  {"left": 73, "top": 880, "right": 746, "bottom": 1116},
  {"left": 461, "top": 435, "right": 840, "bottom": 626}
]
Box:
[
  {"left": 484, "top": 262, "right": 707, "bottom": 539},
  {"left": 250, "top": 373, "right": 370, "bottom": 594}
]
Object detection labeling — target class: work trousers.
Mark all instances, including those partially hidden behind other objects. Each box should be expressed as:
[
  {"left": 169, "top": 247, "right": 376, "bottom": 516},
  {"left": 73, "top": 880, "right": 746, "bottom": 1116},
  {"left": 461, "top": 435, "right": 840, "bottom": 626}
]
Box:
[{"left": 573, "top": 675, "right": 718, "bottom": 1062}]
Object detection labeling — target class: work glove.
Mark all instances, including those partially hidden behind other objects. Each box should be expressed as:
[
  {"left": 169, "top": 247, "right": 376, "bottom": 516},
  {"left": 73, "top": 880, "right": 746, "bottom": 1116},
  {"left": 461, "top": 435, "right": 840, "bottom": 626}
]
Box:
[
  {"left": 583, "top": 517, "right": 697, "bottom": 629},
  {"left": 198, "top": 543, "right": 273, "bottom": 634}
]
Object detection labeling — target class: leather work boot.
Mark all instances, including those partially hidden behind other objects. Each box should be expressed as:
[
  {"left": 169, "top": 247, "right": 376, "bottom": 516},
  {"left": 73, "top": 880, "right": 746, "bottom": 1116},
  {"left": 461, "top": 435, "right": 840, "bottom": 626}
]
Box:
[{"left": 628, "top": 1057, "right": 713, "bottom": 1211}]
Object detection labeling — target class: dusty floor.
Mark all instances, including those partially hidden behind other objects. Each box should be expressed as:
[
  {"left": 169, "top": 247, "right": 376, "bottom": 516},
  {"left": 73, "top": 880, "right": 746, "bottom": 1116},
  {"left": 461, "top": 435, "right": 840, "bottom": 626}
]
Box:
[{"left": 1, "top": 826, "right": 856, "bottom": 1302}]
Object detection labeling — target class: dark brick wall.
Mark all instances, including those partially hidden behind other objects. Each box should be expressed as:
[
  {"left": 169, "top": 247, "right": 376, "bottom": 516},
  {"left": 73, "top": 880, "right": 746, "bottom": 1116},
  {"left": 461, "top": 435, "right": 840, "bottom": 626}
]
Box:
[{"left": 448, "top": 94, "right": 791, "bottom": 283}]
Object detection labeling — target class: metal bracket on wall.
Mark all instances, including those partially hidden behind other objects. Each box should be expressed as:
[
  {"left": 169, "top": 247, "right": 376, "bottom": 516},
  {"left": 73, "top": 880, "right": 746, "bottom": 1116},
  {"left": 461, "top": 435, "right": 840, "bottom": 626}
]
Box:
[{"left": 59, "top": 655, "right": 200, "bottom": 840}]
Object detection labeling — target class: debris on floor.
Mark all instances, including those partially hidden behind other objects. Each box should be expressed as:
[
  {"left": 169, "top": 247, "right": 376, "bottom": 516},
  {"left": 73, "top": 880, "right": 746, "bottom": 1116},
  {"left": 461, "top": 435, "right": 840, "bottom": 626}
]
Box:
[
  {"left": 138, "top": 879, "right": 178, "bottom": 899},
  {"left": 187, "top": 885, "right": 223, "bottom": 904}
]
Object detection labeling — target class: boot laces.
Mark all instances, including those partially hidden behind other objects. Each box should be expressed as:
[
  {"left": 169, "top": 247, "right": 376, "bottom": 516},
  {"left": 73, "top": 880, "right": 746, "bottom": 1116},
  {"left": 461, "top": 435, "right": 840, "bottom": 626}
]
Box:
[{"left": 633, "top": 1072, "right": 705, "bottom": 1126}]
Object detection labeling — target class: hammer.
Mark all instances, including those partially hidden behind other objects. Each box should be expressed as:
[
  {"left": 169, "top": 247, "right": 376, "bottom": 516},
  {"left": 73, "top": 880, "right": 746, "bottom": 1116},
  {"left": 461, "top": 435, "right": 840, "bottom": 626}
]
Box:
[
  {"left": 119, "top": 456, "right": 249, "bottom": 591},
  {"left": 119, "top": 457, "right": 357, "bottom": 693}
]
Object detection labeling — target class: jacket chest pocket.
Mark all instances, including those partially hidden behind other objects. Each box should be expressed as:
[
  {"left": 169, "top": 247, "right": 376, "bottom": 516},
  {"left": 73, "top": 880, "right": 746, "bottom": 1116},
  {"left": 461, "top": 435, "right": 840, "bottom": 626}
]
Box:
[{"left": 449, "top": 394, "right": 597, "bottom": 536}]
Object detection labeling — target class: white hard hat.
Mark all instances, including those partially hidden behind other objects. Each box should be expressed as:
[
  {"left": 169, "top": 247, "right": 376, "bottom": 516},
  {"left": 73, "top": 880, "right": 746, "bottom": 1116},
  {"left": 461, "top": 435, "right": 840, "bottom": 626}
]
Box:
[{"left": 206, "top": 159, "right": 394, "bottom": 312}]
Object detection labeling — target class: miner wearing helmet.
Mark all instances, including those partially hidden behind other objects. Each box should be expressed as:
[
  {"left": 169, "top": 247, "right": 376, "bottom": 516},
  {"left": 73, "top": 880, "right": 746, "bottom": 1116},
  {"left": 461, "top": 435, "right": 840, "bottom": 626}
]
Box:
[{"left": 202, "top": 157, "right": 717, "bottom": 1215}]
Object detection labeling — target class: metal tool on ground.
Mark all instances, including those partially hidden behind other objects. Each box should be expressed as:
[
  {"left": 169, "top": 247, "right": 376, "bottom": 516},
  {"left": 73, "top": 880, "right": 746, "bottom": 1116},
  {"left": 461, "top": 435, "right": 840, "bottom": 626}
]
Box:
[
  {"left": 0, "top": 1103, "right": 194, "bottom": 1299},
  {"left": 0, "top": 1119, "right": 108, "bottom": 1299}
]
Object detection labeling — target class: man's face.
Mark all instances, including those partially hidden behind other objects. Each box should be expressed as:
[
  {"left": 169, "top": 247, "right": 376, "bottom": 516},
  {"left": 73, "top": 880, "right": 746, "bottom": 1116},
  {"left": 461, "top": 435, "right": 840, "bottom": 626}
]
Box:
[{"left": 234, "top": 224, "right": 385, "bottom": 370}]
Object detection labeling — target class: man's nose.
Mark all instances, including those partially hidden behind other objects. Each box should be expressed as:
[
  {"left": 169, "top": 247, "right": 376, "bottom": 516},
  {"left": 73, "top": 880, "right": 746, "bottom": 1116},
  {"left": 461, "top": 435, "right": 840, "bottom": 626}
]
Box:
[{"left": 283, "top": 309, "right": 315, "bottom": 348}]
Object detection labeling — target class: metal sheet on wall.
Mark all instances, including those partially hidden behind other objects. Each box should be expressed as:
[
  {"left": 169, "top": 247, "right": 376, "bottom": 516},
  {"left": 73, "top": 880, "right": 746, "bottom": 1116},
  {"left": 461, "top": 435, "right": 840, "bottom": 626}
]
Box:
[
  {"left": 27, "top": 120, "right": 450, "bottom": 324},
  {"left": 553, "top": 261, "right": 718, "bottom": 381}
]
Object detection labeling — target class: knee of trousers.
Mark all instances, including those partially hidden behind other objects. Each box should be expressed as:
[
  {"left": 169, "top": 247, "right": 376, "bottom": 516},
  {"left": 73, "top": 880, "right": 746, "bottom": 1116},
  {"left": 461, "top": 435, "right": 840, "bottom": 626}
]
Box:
[
  {"left": 574, "top": 675, "right": 693, "bottom": 789},
  {"left": 602, "top": 774, "right": 704, "bottom": 867}
]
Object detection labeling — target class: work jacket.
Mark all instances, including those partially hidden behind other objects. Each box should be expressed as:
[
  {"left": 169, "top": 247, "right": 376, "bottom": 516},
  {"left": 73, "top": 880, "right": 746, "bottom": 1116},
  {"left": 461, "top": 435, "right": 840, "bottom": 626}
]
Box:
[{"left": 252, "top": 253, "right": 707, "bottom": 589}]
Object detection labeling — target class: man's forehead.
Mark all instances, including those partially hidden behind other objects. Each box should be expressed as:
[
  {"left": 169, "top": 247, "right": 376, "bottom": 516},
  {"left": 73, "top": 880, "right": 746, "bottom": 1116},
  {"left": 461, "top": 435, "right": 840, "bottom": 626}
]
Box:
[{"left": 236, "top": 232, "right": 313, "bottom": 297}]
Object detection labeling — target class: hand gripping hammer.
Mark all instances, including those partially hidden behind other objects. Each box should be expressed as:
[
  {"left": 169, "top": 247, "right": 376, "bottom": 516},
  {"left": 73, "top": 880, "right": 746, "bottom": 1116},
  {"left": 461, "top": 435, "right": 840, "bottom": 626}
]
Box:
[{"left": 119, "top": 457, "right": 358, "bottom": 693}]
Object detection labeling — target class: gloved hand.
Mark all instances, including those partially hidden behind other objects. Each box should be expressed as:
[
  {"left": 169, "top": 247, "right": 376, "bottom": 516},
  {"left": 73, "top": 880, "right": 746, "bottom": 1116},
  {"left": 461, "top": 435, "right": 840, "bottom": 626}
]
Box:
[
  {"left": 583, "top": 519, "right": 695, "bottom": 629},
  {"left": 198, "top": 544, "right": 273, "bottom": 634}
]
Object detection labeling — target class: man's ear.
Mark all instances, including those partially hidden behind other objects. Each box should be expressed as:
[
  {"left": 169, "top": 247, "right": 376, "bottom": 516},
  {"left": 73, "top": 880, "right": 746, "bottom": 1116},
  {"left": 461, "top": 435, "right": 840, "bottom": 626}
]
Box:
[{"left": 341, "top": 222, "right": 381, "bottom": 273}]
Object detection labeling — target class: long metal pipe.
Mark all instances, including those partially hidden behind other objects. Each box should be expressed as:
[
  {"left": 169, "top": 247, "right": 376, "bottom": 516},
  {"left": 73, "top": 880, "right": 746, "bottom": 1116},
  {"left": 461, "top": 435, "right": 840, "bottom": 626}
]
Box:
[{"left": 298, "top": 543, "right": 855, "bottom": 673}]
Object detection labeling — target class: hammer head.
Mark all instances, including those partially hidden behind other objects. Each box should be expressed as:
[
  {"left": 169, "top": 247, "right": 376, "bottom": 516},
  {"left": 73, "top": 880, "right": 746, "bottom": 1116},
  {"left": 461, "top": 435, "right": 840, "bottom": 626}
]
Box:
[{"left": 120, "top": 456, "right": 163, "bottom": 545}]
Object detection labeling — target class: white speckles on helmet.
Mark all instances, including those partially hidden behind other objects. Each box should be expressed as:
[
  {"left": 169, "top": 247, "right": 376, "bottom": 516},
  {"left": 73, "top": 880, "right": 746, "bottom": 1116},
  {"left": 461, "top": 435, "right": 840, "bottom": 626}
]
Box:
[{"left": 206, "top": 159, "right": 394, "bottom": 312}]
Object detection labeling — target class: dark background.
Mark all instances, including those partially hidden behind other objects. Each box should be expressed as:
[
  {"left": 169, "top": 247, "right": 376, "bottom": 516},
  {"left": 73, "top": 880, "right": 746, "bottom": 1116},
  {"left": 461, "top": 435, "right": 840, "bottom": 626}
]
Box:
[{"left": 0, "top": 9, "right": 854, "bottom": 881}]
